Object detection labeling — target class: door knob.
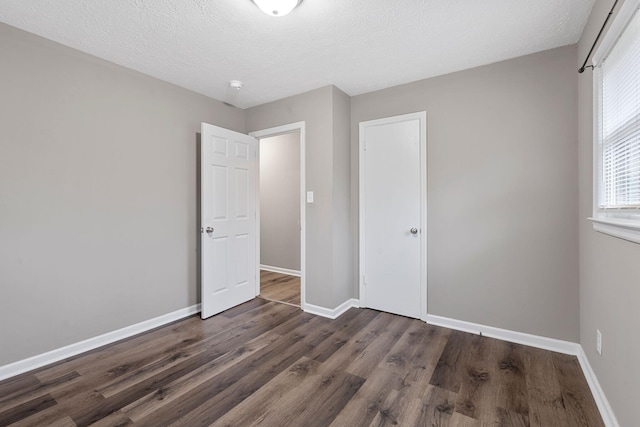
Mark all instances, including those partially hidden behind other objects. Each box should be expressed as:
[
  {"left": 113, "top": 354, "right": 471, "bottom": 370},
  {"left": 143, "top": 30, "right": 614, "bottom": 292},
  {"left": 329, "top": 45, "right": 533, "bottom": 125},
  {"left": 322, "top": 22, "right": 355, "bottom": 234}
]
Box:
[
  {"left": 205, "top": 227, "right": 214, "bottom": 233},
  {"left": 410, "top": 227, "right": 418, "bottom": 235}
]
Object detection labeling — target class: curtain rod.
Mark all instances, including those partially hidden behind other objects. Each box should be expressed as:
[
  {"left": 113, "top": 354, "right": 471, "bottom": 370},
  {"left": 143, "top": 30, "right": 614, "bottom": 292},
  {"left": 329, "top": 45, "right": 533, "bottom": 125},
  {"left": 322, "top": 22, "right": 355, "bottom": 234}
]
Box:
[{"left": 579, "top": 0, "right": 620, "bottom": 73}]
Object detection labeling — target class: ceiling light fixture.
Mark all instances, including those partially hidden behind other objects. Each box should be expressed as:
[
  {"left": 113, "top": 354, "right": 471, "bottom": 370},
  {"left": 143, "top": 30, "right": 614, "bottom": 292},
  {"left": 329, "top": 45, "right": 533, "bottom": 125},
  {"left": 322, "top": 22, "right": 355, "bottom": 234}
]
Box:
[{"left": 252, "top": 0, "right": 301, "bottom": 17}]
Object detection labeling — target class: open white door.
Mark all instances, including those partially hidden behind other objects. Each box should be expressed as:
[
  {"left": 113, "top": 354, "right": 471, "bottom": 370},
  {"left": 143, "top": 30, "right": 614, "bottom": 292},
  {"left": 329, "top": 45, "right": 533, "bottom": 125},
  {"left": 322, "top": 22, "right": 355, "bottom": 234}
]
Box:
[{"left": 201, "top": 123, "right": 258, "bottom": 319}]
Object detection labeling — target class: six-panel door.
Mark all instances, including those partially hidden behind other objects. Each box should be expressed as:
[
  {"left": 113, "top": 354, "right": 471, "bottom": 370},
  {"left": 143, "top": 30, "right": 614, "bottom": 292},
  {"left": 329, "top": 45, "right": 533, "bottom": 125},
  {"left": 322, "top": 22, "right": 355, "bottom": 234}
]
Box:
[{"left": 201, "top": 123, "right": 257, "bottom": 319}]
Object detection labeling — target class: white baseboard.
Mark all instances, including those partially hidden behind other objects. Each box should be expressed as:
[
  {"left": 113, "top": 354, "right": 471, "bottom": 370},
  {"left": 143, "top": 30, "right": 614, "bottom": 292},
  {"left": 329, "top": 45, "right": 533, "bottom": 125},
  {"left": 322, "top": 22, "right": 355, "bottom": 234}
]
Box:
[
  {"left": 260, "top": 264, "right": 301, "bottom": 277},
  {"left": 426, "top": 314, "right": 618, "bottom": 427},
  {"left": 576, "top": 347, "right": 620, "bottom": 427},
  {"left": 304, "top": 298, "right": 360, "bottom": 319},
  {"left": 426, "top": 314, "right": 580, "bottom": 355},
  {"left": 0, "top": 304, "right": 201, "bottom": 382}
]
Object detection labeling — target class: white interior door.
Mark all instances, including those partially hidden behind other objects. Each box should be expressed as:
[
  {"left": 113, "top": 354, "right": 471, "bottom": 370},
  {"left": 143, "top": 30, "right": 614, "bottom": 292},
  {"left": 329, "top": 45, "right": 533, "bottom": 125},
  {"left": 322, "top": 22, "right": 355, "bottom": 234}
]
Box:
[
  {"left": 201, "top": 123, "right": 258, "bottom": 319},
  {"left": 360, "top": 112, "right": 427, "bottom": 320}
]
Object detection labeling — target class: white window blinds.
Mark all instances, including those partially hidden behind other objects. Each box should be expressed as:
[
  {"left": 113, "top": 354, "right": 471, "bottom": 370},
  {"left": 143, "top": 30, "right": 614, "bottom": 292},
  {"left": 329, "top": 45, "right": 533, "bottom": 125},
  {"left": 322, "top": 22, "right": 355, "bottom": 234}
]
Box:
[{"left": 600, "top": 7, "right": 640, "bottom": 209}]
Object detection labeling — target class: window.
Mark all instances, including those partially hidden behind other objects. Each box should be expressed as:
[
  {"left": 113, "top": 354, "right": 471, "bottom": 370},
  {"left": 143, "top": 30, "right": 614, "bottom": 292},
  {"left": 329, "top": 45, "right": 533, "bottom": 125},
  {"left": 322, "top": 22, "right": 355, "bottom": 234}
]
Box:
[{"left": 591, "top": 0, "right": 640, "bottom": 244}]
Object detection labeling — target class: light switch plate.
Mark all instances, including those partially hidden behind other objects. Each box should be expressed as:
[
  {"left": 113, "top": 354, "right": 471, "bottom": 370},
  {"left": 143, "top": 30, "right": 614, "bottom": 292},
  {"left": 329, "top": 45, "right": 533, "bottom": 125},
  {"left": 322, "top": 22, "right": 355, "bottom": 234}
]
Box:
[{"left": 306, "top": 191, "right": 314, "bottom": 203}]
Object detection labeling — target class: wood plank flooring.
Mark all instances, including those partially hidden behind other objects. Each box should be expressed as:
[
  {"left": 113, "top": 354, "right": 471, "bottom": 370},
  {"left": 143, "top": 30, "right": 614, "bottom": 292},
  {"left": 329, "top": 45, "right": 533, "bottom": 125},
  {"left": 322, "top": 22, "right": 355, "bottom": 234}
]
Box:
[
  {"left": 0, "top": 299, "right": 603, "bottom": 426},
  {"left": 259, "top": 270, "right": 300, "bottom": 307}
]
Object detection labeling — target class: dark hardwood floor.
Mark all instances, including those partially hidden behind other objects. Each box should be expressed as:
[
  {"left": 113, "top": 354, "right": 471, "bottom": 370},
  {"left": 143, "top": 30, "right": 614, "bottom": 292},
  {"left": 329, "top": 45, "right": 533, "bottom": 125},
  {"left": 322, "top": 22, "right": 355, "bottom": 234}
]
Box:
[
  {"left": 0, "top": 299, "right": 603, "bottom": 426},
  {"left": 259, "top": 270, "right": 301, "bottom": 307}
]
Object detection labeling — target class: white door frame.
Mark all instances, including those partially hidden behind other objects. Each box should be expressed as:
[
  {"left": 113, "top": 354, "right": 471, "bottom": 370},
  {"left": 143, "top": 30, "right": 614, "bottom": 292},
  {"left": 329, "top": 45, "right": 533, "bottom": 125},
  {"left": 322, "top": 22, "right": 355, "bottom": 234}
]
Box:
[
  {"left": 359, "top": 112, "right": 427, "bottom": 321},
  {"left": 250, "top": 122, "right": 306, "bottom": 311}
]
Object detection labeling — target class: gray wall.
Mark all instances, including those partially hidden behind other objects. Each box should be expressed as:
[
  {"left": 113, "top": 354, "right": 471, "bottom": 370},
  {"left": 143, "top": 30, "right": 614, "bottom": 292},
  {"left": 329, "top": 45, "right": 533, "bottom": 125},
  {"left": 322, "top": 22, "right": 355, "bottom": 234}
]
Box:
[
  {"left": 331, "top": 87, "right": 353, "bottom": 305},
  {"left": 259, "top": 133, "right": 301, "bottom": 271},
  {"left": 0, "top": 23, "right": 245, "bottom": 365},
  {"left": 578, "top": 1, "right": 640, "bottom": 425},
  {"left": 351, "top": 45, "right": 580, "bottom": 342},
  {"left": 246, "top": 86, "right": 352, "bottom": 309}
]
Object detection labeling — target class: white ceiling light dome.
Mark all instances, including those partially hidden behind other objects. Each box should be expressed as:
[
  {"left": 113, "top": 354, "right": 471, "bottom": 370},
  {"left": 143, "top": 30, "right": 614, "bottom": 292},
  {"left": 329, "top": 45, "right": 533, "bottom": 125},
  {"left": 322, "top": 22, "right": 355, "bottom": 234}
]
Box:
[{"left": 253, "top": 0, "right": 302, "bottom": 17}]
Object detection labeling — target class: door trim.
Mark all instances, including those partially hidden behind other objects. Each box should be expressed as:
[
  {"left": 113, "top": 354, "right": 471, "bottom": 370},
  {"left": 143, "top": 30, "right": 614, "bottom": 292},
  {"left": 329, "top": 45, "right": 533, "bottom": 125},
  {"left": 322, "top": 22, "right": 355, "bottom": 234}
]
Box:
[
  {"left": 249, "top": 122, "right": 306, "bottom": 311},
  {"left": 359, "top": 112, "right": 427, "bottom": 321}
]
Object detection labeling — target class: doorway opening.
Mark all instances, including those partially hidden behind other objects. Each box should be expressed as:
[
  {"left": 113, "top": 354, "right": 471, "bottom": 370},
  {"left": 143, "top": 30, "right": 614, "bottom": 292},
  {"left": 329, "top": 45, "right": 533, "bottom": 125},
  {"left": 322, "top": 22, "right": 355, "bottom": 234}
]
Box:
[{"left": 250, "top": 123, "right": 306, "bottom": 310}]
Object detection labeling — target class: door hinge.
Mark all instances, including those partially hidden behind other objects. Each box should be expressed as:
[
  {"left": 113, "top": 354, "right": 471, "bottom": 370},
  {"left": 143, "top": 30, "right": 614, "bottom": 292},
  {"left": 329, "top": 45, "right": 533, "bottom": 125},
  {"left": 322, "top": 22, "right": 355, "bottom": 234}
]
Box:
[{"left": 363, "top": 275, "right": 366, "bottom": 286}]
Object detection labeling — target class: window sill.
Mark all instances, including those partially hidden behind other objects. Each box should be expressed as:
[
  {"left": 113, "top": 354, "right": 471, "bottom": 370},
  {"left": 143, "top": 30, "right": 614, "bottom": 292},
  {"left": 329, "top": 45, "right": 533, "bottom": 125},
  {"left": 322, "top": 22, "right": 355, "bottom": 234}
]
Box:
[{"left": 589, "top": 217, "right": 640, "bottom": 245}]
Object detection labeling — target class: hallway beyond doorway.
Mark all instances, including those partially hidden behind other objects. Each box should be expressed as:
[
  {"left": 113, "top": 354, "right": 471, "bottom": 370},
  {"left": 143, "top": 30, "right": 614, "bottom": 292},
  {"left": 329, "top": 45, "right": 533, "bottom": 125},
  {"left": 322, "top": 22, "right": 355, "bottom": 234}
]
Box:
[{"left": 259, "top": 270, "right": 300, "bottom": 307}]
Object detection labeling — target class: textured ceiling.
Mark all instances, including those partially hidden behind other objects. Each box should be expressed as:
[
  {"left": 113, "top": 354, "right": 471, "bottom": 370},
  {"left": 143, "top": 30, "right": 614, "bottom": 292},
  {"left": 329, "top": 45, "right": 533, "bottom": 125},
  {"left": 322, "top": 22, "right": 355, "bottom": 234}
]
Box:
[{"left": 0, "top": 0, "right": 595, "bottom": 108}]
